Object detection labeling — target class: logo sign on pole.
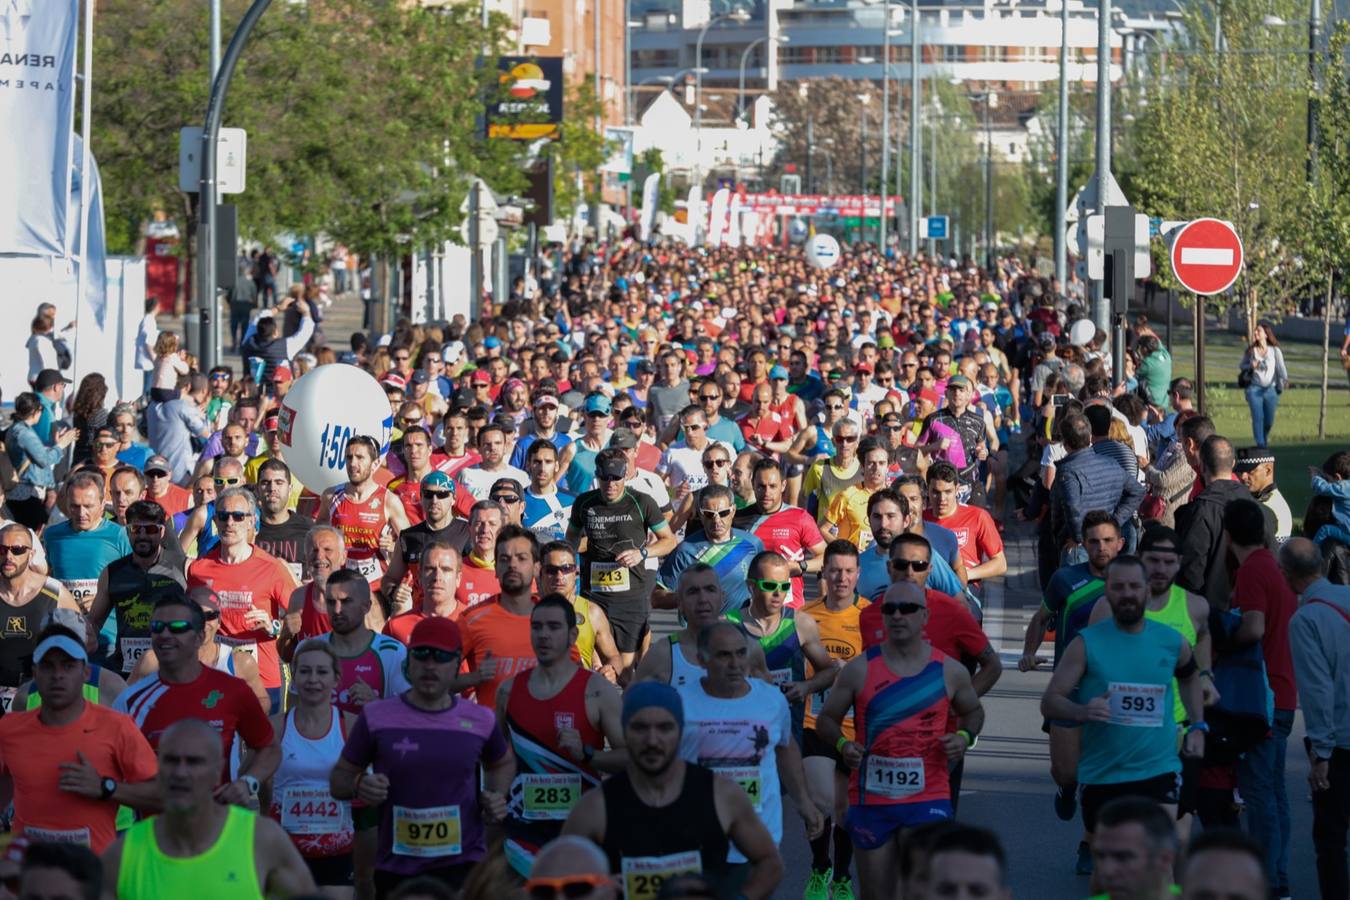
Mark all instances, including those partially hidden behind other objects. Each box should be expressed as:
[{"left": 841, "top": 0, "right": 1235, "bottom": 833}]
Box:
[
  {"left": 179, "top": 127, "right": 247, "bottom": 194},
  {"left": 1169, "top": 218, "right": 1243, "bottom": 296},
  {"left": 1085, "top": 211, "right": 1152, "bottom": 280},
  {"left": 806, "top": 233, "right": 841, "bottom": 269},
  {"left": 920, "top": 216, "right": 949, "bottom": 240},
  {"left": 487, "top": 56, "right": 564, "bottom": 140}
]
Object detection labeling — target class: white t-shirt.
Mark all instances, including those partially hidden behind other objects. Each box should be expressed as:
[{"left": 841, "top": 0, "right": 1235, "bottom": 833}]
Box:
[
  {"left": 459, "top": 464, "right": 528, "bottom": 501},
  {"left": 658, "top": 443, "right": 710, "bottom": 493}
]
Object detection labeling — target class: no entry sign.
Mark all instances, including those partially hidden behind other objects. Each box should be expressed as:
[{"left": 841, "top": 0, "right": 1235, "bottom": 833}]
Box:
[{"left": 1169, "top": 218, "right": 1244, "bottom": 296}]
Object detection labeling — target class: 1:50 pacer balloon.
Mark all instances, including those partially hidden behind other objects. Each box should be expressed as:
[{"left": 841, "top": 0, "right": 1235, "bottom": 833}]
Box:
[{"left": 277, "top": 364, "right": 393, "bottom": 493}]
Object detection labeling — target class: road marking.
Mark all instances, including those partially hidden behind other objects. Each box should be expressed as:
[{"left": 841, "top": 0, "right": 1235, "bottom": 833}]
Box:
[{"left": 1179, "top": 247, "right": 1234, "bottom": 266}]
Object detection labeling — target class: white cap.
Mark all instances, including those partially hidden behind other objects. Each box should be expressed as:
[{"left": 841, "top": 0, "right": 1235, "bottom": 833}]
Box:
[{"left": 33, "top": 633, "right": 87, "bottom": 665}]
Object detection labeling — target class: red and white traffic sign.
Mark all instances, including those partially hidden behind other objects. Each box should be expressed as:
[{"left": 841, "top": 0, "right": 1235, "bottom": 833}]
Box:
[{"left": 1169, "top": 218, "right": 1244, "bottom": 296}]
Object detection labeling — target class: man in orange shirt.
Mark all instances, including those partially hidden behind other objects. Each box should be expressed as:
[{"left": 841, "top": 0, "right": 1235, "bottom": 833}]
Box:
[
  {"left": 0, "top": 625, "right": 159, "bottom": 852},
  {"left": 459, "top": 525, "right": 545, "bottom": 710}
]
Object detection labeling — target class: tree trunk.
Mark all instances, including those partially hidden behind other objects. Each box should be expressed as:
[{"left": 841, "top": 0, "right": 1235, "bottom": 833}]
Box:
[{"left": 1320, "top": 269, "right": 1332, "bottom": 439}]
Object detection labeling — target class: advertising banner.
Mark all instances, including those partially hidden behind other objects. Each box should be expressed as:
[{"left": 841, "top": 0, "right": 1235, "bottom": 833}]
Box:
[{"left": 488, "top": 56, "right": 563, "bottom": 140}]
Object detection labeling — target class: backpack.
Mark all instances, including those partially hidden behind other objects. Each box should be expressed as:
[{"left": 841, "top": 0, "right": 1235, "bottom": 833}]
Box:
[{"left": 1202, "top": 606, "right": 1272, "bottom": 765}]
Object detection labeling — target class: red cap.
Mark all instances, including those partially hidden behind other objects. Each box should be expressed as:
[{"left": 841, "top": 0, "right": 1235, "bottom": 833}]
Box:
[
  {"left": 409, "top": 616, "right": 462, "bottom": 652},
  {"left": 381, "top": 373, "right": 407, "bottom": 391},
  {"left": 918, "top": 388, "right": 940, "bottom": 405},
  {"left": 470, "top": 369, "right": 491, "bottom": 384},
  {"left": 270, "top": 363, "right": 293, "bottom": 384},
  {"left": 854, "top": 362, "right": 873, "bottom": 374},
  {"left": 263, "top": 414, "right": 280, "bottom": 431}
]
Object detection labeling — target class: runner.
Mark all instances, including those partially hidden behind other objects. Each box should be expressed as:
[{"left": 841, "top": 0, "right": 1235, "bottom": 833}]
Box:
[
  {"left": 330, "top": 617, "right": 512, "bottom": 896},
  {"left": 42, "top": 470, "right": 131, "bottom": 630},
  {"left": 815, "top": 581, "right": 985, "bottom": 900},
  {"left": 280, "top": 526, "right": 347, "bottom": 658},
  {"left": 379, "top": 472, "right": 470, "bottom": 619},
  {"left": 319, "top": 435, "right": 411, "bottom": 591},
  {"left": 316, "top": 569, "right": 410, "bottom": 716},
  {"left": 0, "top": 522, "right": 77, "bottom": 712},
  {"left": 103, "top": 719, "right": 316, "bottom": 898},
  {"left": 798, "top": 415, "right": 863, "bottom": 524},
  {"left": 510, "top": 392, "right": 573, "bottom": 471},
  {"left": 632, "top": 564, "right": 769, "bottom": 688},
  {"left": 726, "top": 551, "right": 835, "bottom": 741},
  {"left": 855, "top": 488, "right": 962, "bottom": 602},
  {"left": 187, "top": 486, "right": 297, "bottom": 713},
  {"left": 924, "top": 462, "right": 1006, "bottom": 589},
  {"left": 892, "top": 475, "right": 969, "bottom": 592},
  {"left": 459, "top": 525, "right": 546, "bottom": 710},
  {"left": 561, "top": 681, "right": 784, "bottom": 899},
  {"left": 386, "top": 426, "right": 437, "bottom": 526},
  {"left": 524, "top": 836, "right": 617, "bottom": 900},
  {"left": 800, "top": 540, "right": 869, "bottom": 900},
  {"left": 114, "top": 591, "right": 278, "bottom": 797},
  {"left": 824, "top": 438, "right": 892, "bottom": 549},
  {"left": 1088, "top": 798, "right": 1182, "bottom": 900},
  {"left": 254, "top": 458, "right": 311, "bottom": 584},
  {"left": 268, "top": 640, "right": 357, "bottom": 899},
  {"left": 539, "top": 540, "right": 623, "bottom": 680},
  {"left": 176, "top": 455, "right": 244, "bottom": 558},
  {"left": 383, "top": 541, "right": 463, "bottom": 644},
  {"left": 0, "top": 624, "right": 158, "bottom": 852},
  {"left": 522, "top": 440, "right": 576, "bottom": 543},
  {"left": 658, "top": 484, "right": 763, "bottom": 615},
  {"left": 921, "top": 375, "right": 998, "bottom": 507},
  {"left": 457, "top": 499, "right": 505, "bottom": 608},
  {"left": 458, "top": 423, "right": 527, "bottom": 501},
  {"left": 496, "top": 594, "right": 626, "bottom": 876},
  {"left": 559, "top": 394, "right": 614, "bottom": 496},
  {"left": 567, "top": 448, "right": 677, "bottom": 671},
  {"left": 735, "top": 457, "right": 826, "bottom": 609},
  {"left": 88, "top": 501, "right": 186, "bottom": 678},
  {"left": 12, "top": 607, "right": 127, "bottom": 709},
  {"left": 1040, "top": 556, "right": 1206, "bottom": 851}
]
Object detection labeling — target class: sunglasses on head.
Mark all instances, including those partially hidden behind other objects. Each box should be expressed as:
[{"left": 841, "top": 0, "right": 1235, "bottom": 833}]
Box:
[
  {"left": 214, "top": 510, "right": 251, "bottom": 523},
  {"left": 410, "top": 646, "right": 458, "bottom": 663},
  {"left": 0, "top": 544, "right": 31, "bottom": 557},
  {"left": 150, "top": 619, "right": 196, "bottom": 635},
  {"left": 881, "top": 601, "right": 925, "bottom": 616},
  {"left": 752, "top": 578, "right": 792, "bottom": 593},
  {"left": 525, "top": 874, "right": 616, "bottom": 899}
]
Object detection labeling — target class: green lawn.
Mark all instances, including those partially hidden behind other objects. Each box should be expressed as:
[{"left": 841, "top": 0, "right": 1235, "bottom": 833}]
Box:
[{"left": 1155, "top": 323, "right": 1348, "bottom": 517}]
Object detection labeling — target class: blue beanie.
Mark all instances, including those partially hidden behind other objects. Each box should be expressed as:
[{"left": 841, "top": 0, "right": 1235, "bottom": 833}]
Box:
[{"left": 621, "top": 681, "right": 684, "bottom": 731}]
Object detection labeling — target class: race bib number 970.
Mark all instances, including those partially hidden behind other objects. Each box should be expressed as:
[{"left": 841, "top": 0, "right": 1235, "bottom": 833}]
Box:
[{"left": 392, "top": 805, "right": 461, "bottom": 858}]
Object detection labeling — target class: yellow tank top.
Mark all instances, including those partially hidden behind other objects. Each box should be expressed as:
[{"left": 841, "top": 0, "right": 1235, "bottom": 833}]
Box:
[
  {"left": 118, "top": 805, "right": 263, "bottom": 900},
  {"left": 801, "top": 596, "right": 870, "bottom": 739},
  {"left": 572, "top": 595, "right": 597, "bottom": 670},
  {"left": 1145, "top": 585, "right": 1197, "bottom": 725}
]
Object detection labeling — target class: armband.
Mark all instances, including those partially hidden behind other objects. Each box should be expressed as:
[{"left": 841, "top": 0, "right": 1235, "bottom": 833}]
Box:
[
  {"left": 957, "top": 728, "right": 977, "bottom": 749},
  {"left": 1175, "top": 655, "right": 1199, "bottom": 679},
  {"left": 835, "top": 736, "right": 849, "bottom": 754}
]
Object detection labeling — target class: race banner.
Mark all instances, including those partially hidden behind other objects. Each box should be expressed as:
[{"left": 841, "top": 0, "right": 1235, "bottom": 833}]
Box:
[
  {"left": 0, "top": 0, "right": 79, "bottom": 255},
  {"left": 638, "top": 172, "right": 660, "bottom": 241},
  {"left": 706, "top": 187, "right": 730, "bottom": 247}
]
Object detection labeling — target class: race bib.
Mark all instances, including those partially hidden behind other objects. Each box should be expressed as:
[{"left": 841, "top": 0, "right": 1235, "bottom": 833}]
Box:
[
  {"left": 520, "top": 773, "right": 581, "bottom": 821},
  {"left": 589, "top": 562, "right": 630, "bottom": 594},
  {"left": 0, "top": 686, "right": 16, "bottom": 714},
  {"left": 715, "top": 765, "right": 763, "bottom": 811},
  {"left": 346, "top": 554, "right": 383, "bottom": 584},
  {"left": 865, "top": 756, "right": 925, "bottom": 799},
  {"left": 767, "top": 668, "right": 793, "bottom": 688},
  {"left": 119, "top": 637, "right": 152, "bottom": 674},
  {"left": 621, "top": 850, "right": 702, "bottom": 900},
  {"left": 1108, "top": 682, "right": 1167, "bottom": 727},
  {"left": 392, "top": 805, "right": 461, "bottom": 858},
  {"left": 24, "top": 825, "right": 90, "bottom": 846},
  {"left": 216, "top": 636, "right": 258, "bottom": 659},
  {"left": 286, "top": 562, "right": 304, "bottom": 583},
  {"left": 281, "top": 786, "right": 352, "bottom": 835},
  {"left": 64, "top": 579, "right": 98, "bottom": 612}
]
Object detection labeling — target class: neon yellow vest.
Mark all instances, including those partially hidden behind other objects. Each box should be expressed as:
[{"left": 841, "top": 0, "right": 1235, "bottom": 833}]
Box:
[
  {"left": 1145, "top": 585, "right": 1198, "bottom": 725},
  {"left": 118, "top": 805, "right": 263, "bottom": 900},
  {"left": 572, "top": 595, "right": 597, "bottom": 670}
]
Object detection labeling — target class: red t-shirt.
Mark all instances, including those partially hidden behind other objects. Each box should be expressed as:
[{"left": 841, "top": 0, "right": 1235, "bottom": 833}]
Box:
[
  {"left": 1233, "top": 547, "right": 1299, "bottom": 710},
  {"left": 747, "top": 505, "right": 825, "bottom": 609},
  {"left": 383, "top": 608, "right": 465, "bottom": 645},
  {"left": 115, "top": 666, "right": 275, "bottom": 784},
  {"left": 925, "top": 505, "right": 1003, "bottom": 580},
  {"left": 188, "top": 546, "right": 297, "bottom": 688},
  {"left": 738, "top": 412, "right": 791, "bottom": 450},
  {"left": 860, "top": 588, "right": 991, "bottom": 662},
  {"left": 150, "top": 483, "right": 192, "bottom": 518},
  {"left": 456, "top": 557, "right": 501, "bottom": 609}
]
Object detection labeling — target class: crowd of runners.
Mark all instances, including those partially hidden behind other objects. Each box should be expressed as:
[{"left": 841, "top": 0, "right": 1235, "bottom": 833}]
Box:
[{"left": 0, "top": 239, "right": 1345, "bottom": 900}]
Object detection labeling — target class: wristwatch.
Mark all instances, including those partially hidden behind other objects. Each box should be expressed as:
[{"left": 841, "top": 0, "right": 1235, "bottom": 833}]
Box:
[
  {"left": 99, "top": 777, "right": 117, "bottom": 801},
  {"left": 1186, "top": 721, "right": 1210, "bottom": 734},
  {"left": 241, "top": 775, "right": 260, "bottom": 796}
]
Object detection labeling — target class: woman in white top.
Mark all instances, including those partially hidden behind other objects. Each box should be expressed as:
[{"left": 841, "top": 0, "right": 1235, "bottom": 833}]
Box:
[
  {"left": 267, "top": 639, "right": 356, "bottom": 899},
  {"left": 1239, "top": 320, "right": 1289, "bottom": 449},
  {"left": 25, "top": 312, "right": 60, "bottom": 385}
]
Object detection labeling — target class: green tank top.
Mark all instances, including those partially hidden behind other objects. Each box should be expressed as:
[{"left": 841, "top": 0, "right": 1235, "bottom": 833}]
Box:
[
  {"left": 1145, "top": 585, "right": 1197, "bottom": 725},
  {"left": 118, "top": 805, "right": 263, "bottom": 900}
]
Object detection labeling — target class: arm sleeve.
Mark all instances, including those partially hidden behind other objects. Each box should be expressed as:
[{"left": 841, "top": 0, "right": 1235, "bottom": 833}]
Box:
[{"left": 1288, "top": 609, "right": 1337, "bottom": 756}]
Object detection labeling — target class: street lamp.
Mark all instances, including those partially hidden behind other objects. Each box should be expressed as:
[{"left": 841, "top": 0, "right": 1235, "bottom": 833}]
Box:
[
  {"left": 966, "top": 89, "right": 996, "bottom": 275},
  {"left": 737, "top": 35, "right": 788, "bottom": 123},
  {"left": 909, "top": 0, "right": 922, "bottom": 256},
  {"left": 858, "top": 92, "right": 871, "bottom": 198},
  {"left": 694, "top": 6, "right": 752, "bottom": 185}
]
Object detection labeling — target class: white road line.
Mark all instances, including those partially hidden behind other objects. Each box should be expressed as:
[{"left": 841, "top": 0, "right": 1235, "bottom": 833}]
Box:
[{"left": 1179, "top": 247, "right": 1234, "bottom": 266}]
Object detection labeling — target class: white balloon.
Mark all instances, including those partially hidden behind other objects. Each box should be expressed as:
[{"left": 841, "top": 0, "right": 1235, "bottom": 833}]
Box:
[
  {"left": 806, "top": 233, "right": 841, "bottom": 269},
  {"left": 277, "top": 364, "right": 393, "bottom": 493},
  {"left": 1069, "top": 318, "right": 1096, "bottom": 347}
]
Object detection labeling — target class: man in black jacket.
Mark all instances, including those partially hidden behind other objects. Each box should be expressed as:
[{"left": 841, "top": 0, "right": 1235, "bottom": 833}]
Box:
[
  {"left": 1050, "top": 414, "right": 1143, "bottom": 555},
  {"left": 1175, "top": 434, "right": 1255, "bottom": 608}
]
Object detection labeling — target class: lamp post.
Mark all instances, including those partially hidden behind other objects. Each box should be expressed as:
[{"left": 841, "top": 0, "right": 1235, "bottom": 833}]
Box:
[
  {"left": 858, "top": 92, "right": 871, "bottom": 199},
  {"left": 909, "top": 0, "right": 922, "bottom": 256},
  {"left": 966, "top": 89, "right": 996, "bottom": 275},
  {"left": 1054, "top": 0, "right": 1069, "bottom": 287},
  {"left": 879, "top": 0, "right": 895, "bottom": 250},
  {"left": 737, "top": 35, "right": 788, "bottom": 122},
  {"left": 694, "top": 7, "right": 751, "bottom": 192}
]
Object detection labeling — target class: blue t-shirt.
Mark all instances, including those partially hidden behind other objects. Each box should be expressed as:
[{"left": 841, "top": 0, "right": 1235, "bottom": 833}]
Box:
[
  {"left": 658, "top": 529, "right": 764, "bottom": 615},
  {"left": 509, "top": 431, "right": 573, "bottom": 471},
  {"left": 856, "top": 541, "right": 963, "bottom": 601},
  {"left": 43, "top": 519, "right": 133, "bottom": 648},
  {"left": 522, "top": 488, "right": 576, "bottom": 543},
  {"left": 116, "top": 443, "right": 154, "bottom": 471}
]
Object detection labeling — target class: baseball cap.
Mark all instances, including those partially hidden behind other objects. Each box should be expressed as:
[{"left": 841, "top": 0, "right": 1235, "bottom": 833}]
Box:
[
  {"left": 381, "top": 373, "right": 407, "bottom": 391},
  {"left": 441, "top": 341, "right": 466, "bottom": 365},
  {"left": 1138, "top": 524, "right": 1181, "bottom": 554},
  {"left": 1038, "top": 333, "right": 1057, "bottom": 350},
  {"left": 187, "top": 585, "right": 222, "bottom": 613},
  {"left": 918, "top": 388, "right": 940, "bottom": 406},
  {"left": 483, "top": 336, "right": 502, "bottom": 349},
  {"left": 33, "top": 632, "right": 86, "bottom": 665},
  {"left": 584, "top": 394, "right": 612, "bottom": 415},
  {"left": 144, "top": 455, "right": 172, "bottom": 475},
  {"left": 534, "top": 394, "right": 560, "bottom": 409},
  {"left": 489, "top": 478, "right": 523, "bottom": 501},
  {"left": 608, "top": 428, "right": 639, "bottom": 450},
  {"left": 854, "top": 362, "right": 873, "bottom": 374},
  {"left": 33, "top": 369, "right": 70, "bottom": 391},
  {"left": 262, "top": 414, "right": 280, "bottom": 432},
  {"left": 421, "top": 471, "right": 455, "bottom": 492},
  {"left": 409, "top": 616, "right": 462, "bottom": 653},
  {"left": 596, "top": 453, "right": 628, "bottom": 482},
  {"left": 411, "top": 370, "right": 430, "bottom": 385},
  {"left": 1234, "top": 447, "right": 1275, "bottom": 474},
  {"left": 635, "top": 359, "right": 656, "bottom": 375},
  {"left": 946, "top": 375, "right": 972, "bottom": 390},
  {"left": 877, "top": 333, "right": 896, "bottom": 350},
  {"left": 271, "top": 363, "right": 294, "bottom": 384},
  {"left": 769, "top": 365, "right": 789, "bottom": 380},
  {"left": 470, "top": 369, "right": 491, "bottom": 384}
]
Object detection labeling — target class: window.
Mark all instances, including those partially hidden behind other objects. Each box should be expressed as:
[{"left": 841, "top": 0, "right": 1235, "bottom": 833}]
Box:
[
  {"left": 942, "top": 45, "right": 964, "bottom": 63},
  {"left": 633, "top": 49, "right": 678, "bottom": 68}
]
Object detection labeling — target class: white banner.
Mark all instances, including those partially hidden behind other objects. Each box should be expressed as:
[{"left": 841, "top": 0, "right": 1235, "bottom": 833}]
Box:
[
  {"left": 706, "top": 188, "right": 730, "bottom": 247},
  {"left": 638, "top": 173, "right": 660, "bottom": 241},
  {"left": 726, "top": 193, "right": 743, "bottom": 248},
  {"left": 0, "top": 0, "right": 79, "bottom": 255},
  {"left": 686, "top": 184, "right": 703, "bottom": 245}
]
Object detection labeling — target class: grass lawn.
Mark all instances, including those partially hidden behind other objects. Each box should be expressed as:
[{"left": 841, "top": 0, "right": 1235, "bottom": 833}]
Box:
[{"left": 1155, "top": 322, "right": 1348, "bottom": 517}]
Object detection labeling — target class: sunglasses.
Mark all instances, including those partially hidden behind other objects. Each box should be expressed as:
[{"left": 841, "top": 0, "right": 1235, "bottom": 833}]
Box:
[
  {"left": 837, "top": 435, "right": 859, "bottom": 444},
  {"left": 544, "top": 563, "right": 578, "bottom": 575},
  {"left": 214, "top": 510, "right": 251, "bottom": 523},
  {"left": 889, "top": 558, "right": 931, "bottom": 573},
  {"left": 826, "top": 404, "right": 845, "bottom": 411},
  {"left": 882, "top": 601, "right": 925, "bottom": 616},
  {"left": 150, "top": 619, "right": 196, "bottom": 635},
  {"left": 128, "top": 523, "right": 163, "bottom": 536},
  {"left": 96, "top": 441, "right": 118, "bottom": 449},
  {"left": 400, "top": 418, "right": 423, "bottom": 428},
  {"left": 213, "top": 477, "right": 242, "bottom": 488},
  {"left": 684, "top": 423, "right": 705, "bottom": 430},
  {"left": 202, "top": 609, "right": 221, "bottom": 622},
  {"left": 492, "top": 495, "right": 521, "bottom": 505},
  {"left": 901, "top": 362, "right": 919, "bottom": 368},
  {"left": 0, "top": 544, "right": 31, "bottom": 557},
  {"left": 752, "top": 579, "right": 792, "bottom": 593},
  {"left": 525, "top": 874, "right": 616, "bottom": 899},
  {"left": 410, "top": 646, "right": 458, "bottom": 663},
  {"left": 422, "top": 489, "right": 453, "bottom": 501},
  {"left": 145, "top": 469, "right": 170, "bottom": 478},
  {"left": 699, "top": 393, "right": 721, "bottom": 402},
  {"left": 700, "top": 507, "right": 732, "bottom": 519}
]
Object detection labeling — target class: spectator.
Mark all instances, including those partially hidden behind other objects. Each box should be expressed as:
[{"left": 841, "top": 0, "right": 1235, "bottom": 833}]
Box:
[
  {"left": 4, "top": 393, "right": 76, "bottom": 530},
  {"left": 69, "top": 373, "right": 109, "bottom": 467},
  {"left": 145, "top": 374, "right": 211, "bottom": 486},
  {"left": 1176, "top": 435, "right": 1254, "bottom": 608},
  {"left": 1048, "top": 413, "right": 1139, "bottom": 559},
  {"left": 1238, "top": 320, "right": 1287, "bottom": 449}
]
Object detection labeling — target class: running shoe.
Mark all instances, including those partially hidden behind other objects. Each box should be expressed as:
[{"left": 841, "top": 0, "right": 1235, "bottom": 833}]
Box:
[
  {"left": 1054, "top": 784, "right": 1077, "bottom": 821},
  {"left": 1075, "top": 840, "right": 1093, "bottom": 876},
  {"left": 831, "top": 876, "right": 856, "bottom": 900},
  {"left": 804, "top": 868, "right": 831, "bottom": 900}
]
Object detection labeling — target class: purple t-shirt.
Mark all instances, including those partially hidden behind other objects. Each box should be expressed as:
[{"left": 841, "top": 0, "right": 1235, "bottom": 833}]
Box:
[{"left": 341, "top": 694, "right": 508, "bottom": 874}]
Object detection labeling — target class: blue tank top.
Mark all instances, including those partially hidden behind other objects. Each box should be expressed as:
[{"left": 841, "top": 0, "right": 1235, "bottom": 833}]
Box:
[
  {"left": 1077, "top": 618, "right": 1184, "bottom": 786},
  {"left": 814, "top": 425, "right": 837, "bottom": 458},
  {"left": 565, "top": 444, "right": 600, "bottom": 495}
]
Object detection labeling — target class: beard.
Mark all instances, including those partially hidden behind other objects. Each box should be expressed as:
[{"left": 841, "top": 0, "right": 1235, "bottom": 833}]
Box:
[
  {"left": 501, "top": 571, "right": 528, "bottom": 593},
  {"left": 1114, "top": 603, "right": 1146, "bottom": 626}
]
